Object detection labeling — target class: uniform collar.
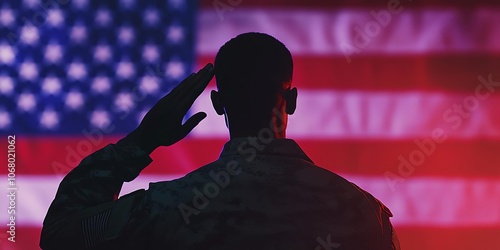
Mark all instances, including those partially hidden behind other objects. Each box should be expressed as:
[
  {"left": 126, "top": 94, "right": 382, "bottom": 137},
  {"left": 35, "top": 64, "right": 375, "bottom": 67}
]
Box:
[{"left": 219, "top": 137, "right": 314, "bottom": 163}]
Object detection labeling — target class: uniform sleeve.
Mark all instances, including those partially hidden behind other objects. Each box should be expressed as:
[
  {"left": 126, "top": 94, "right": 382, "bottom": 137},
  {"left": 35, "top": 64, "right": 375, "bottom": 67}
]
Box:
[
  {"left": 391, "top": 224, "right": 401, "bottom": 250},
  {"left": 40, "top": 137, "right": 153, "bottom": 250},
  {"left": 350, "top": 182, "right": 400, "bottom": 249}
]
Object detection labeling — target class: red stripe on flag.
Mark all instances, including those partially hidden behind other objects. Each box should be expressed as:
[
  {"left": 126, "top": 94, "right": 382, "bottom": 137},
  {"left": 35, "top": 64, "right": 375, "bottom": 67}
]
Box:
[
  {"left": 198, "top": 55, "right": 500, "bottom": 92},
  {"left": 0, "top": 137, "right": 223, "bottom": 176},
  {"left": 1, "top": 227, "right": 41, "bottom": 250},
  {"left": 395, "top": 226, "right": 500, "bottom": 250},
  {"left": 299, "top": 139, "right": 500, "bottom": 178},
  {"left": 3, "top": 138, "right": 499, "bottom": 178}
]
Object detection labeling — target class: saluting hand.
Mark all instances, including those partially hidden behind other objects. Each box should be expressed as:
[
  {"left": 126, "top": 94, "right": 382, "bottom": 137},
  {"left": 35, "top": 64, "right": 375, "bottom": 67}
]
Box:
[{"left": 127, "top": 63, "right": 214, "bottom": 154}]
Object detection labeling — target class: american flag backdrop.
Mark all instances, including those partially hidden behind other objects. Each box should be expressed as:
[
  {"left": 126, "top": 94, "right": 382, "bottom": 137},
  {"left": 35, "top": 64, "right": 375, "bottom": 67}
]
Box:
[{"left": 1, "top": 0, "right": 500, "bottom": 249}]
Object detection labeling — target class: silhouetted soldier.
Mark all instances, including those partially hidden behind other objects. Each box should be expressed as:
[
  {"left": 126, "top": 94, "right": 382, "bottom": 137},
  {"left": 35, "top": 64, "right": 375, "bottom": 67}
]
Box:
[{"left": 41, "top": 33, "right": 400, "bottom": 250}]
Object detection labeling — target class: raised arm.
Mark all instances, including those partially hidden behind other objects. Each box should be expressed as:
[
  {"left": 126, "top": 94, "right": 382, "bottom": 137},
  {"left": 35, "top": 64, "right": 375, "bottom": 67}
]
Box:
[{"left": 40, "top": 64, "right": 214, "bottom": 250}]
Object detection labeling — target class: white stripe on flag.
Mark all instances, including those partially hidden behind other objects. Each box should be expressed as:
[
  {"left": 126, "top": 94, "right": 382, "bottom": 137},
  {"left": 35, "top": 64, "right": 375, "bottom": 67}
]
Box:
[
  {"left": 197, "top": 8, "right": 500, "bottom": 55},
  {"left": 4, "top": 175, "right": 500, "bottom": 227},
  {"left": 344, "top": 175, "right": 500, "bottom": 226},
  {"left": 190, "top": 89, "right": 500, "bottom": 139}
]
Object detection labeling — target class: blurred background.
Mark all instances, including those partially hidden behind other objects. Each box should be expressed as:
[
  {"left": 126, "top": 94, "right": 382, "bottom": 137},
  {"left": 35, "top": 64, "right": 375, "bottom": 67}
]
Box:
[{"left": 1, "top": 0, "right": 499, "bottom": 249}]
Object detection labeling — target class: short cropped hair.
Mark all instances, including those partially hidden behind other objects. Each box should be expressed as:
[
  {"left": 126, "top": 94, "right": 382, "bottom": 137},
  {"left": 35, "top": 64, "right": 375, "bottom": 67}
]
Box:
[{"left": 214, "top": 32, "right": 293, "bottom": 115}]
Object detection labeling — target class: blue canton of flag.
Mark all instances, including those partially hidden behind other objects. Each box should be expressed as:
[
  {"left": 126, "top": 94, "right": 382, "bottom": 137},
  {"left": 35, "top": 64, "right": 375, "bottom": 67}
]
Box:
[{"left": 0, "top": 0, "right": 196, "bottom": 135}]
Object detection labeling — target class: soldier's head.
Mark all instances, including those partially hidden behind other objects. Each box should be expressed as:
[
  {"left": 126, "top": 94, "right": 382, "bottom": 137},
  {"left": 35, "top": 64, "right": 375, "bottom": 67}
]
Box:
[{"left": 211, "top": 32, "right": 297, "bottom": 138}]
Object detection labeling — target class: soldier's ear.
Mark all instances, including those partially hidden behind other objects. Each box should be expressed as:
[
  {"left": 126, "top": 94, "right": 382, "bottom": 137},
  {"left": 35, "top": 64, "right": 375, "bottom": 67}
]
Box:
[
  {"left": 211, "top": 90, "right": 225, "bottom": 115},
  {"left": 285, "top": 87, "right": 297, "bottom": 115}
]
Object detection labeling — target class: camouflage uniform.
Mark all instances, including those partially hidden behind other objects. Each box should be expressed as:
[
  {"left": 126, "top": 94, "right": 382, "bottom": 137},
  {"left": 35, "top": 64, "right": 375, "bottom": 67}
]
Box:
[{"left": 41, "top": 137, "right": 400, "bottom": 250}]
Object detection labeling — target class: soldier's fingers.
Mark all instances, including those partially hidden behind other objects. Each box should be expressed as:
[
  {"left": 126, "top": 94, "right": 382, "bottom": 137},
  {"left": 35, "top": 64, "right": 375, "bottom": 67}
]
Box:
[
  {"left": 178, "top": 64, "right": 214, "bottom": 106},
  {"left": 179, "top": 63, "right": 213, "bottom": 96},
  {"left": 166, "top": 72, "right": 197, "bottom": 98}
]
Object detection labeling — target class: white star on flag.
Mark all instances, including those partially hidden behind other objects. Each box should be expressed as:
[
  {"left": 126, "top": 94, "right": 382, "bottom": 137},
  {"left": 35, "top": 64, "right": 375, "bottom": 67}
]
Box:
[
  {"left": 114, "top": 92, "right": 135, "bottom": 112},
  {"left": 94, "top": 45, "right": 112, "bottom": 62},
  {"left": 116, "top": 61, "right": 135, "bottom": 79},
  {"left": 20, "top": 25, "right": 39, "bottom": 44},
  {"left": 19, "top": 61, "right": 39, "bottom": 80},
  {"left": 140, "top": 76, "right": 160, "bottom": 94},
  {"left": 17, "top": 93, "right": 36, "bottom": 112},
  {"left": 167, "top": 25, "right": 184, "bottom": 43},
  {"left": 65, "top": 91, "right": 85, "bottom": 110},
  {"left": 0, "top": 44, "right": 15, "bottom": 64},
  {"left": 46, "top": 9, "right": 64, "bottom": 26},
  {"left": 45, "top": 44, "right": 63, "bottom": 63},
  {"left": 0, "top": 111, "right": 10, "bottom": 129},
  {"left": 90, "top": 110, "right": 111, "bottom": 129},
  {"left": 95, "top": 9, "right": 112, "bottom": 26},
  {"left": 91, "top": 77, "right": 111, "bottom": 93},
  {"left": 40, "top": 109, "right": 59, "bottom": 129},
  {"left": 165, "top": 61, "right": 185, "bottom": 80},
  {"left": 70, "top": 25, "right": 87, "bottom": 43},
  {"left": 0, "top": 77, "right": 13, "bottom": 95},
  {"left": 67, "top": 62, "right": 87, "bottom": 80},
  {"left": 142, "top": 45, "right": 159, "bottom": 62},
  {"left": 0, "top": 9, "right": 15, "bottom": 27},
  {"left": 144, "top": 9, "right": 160, "bottom": 26},
  {"left": 118, "top": 26, "right": 134, "bottom": 44},
  {"left": 42, "top": 77, "right": 62, "bottom": 95}
]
